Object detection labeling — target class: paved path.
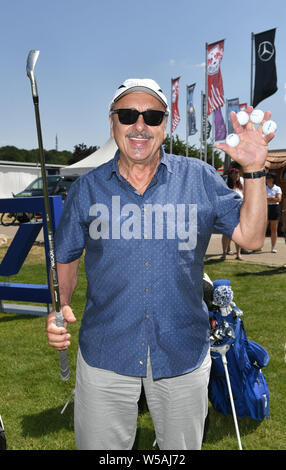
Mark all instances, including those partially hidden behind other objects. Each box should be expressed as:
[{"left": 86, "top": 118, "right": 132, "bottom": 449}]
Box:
[
  {"left": 0, "top": 224, "right": 44, "bottom": 243},
  {"left": 206, "top": 233, "right": 286, "bottom": 267},
  {"left": 1, "top": 225, "right": 286, "bottom": 267}
]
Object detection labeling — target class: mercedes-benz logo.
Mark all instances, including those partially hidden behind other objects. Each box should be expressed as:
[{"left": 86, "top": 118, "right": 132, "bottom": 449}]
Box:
[{"left": 258, "top": 41, "right": 275, "bottom": 62}]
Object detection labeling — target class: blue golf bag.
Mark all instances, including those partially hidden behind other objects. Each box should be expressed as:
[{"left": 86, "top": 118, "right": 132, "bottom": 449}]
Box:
[{"left": 204, "top": 276, "right": 270, "bottom": 421}]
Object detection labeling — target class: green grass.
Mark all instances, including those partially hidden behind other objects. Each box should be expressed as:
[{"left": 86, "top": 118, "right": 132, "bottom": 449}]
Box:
[{"left": 0, "top": 245, "right": 286, "bottom": 450}]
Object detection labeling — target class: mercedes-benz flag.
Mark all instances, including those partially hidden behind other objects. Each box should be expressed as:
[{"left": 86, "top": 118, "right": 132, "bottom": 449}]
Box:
[{"left": 253, "top": 28, "right": 277, "bottom": 108}]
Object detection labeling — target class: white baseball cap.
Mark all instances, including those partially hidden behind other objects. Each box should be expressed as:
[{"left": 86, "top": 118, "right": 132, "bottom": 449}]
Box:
[{"left": 110, "top": 78, "right": 170, "bottom": 113}]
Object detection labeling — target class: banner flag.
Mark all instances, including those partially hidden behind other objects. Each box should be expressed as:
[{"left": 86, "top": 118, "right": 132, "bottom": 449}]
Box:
[
  {"left": 187, "top": 83, "right": 197, "bottom": 136},
  {"left": 214, "top": 107, "right": 226, "bottom": 141},
  {"left": 207, "top": 40, "right": 225, "bottom": 114},
  {"left": 201, "top": 93, "right": 211, "bottom": 141},
  {"left": 171, "top": 77, "right": 180, "bottom": 132},
  {"left": 253, "top": 28, "right": 277, "bottom": 107},
  {"left": 227, "top": 98, "right": 240, "bottom": 134}
]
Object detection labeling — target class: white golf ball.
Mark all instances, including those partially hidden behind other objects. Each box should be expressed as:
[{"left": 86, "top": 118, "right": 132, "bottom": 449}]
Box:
[
  {"left": 262, "top": 120, "right": 277, "bottom": 135},
  {"left": 226, "top": 133, "right": 240, "bottom": 147},
  {"left": 236, "top": 110, "right": 249, "bottom": 126},
  {"left": 250, "top": 109, "right": 264, "bottom": 124}
]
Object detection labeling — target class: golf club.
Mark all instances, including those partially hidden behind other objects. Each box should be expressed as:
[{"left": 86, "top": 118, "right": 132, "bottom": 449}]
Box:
[
  {"left": 0, "top": 415, "right": 6, "bottom": 450},
  {"left": 26, "top": 50, "right": 70, "bottom": 381}
]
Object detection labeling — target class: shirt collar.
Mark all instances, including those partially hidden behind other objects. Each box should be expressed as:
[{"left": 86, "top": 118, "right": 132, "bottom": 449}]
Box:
[
  {"left": 160, "top": 147, "right": 173, "bottom": 174},
  {"left": 107, "top": 146, "right": 173, "bottom": 181}
]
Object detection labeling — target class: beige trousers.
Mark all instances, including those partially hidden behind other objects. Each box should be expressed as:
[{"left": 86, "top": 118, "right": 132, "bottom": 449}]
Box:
[{"left": 74, "top": 348, "right": 211, "bottom": 450}]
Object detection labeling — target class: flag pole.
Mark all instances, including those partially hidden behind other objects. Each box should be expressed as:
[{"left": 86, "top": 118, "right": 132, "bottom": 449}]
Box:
[
  {"left": 186, "top": 85, "right": 189, "bottom": 157},
  {"left": 250, "top": 32, "right": 254, "bottom": 106},
  {"left": 211, "top": 112, "right": 215, "bottom": 166},
  {"left": 224, "top": 99, "right": 230, "bottom": 171},
  {"left": 200, "top": 90, "right": 203, "bottom": 160},
  {"left": 170, "top": 78, "right": 173, "bottom": 154},
  {"left": 204, "top": 42, "right": 208, "bottom": 163}
]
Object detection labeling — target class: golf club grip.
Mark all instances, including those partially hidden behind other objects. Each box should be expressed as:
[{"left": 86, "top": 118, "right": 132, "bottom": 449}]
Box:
[
  {"left": 59, "top": 350, "right": 70, "bottom": 382},
  {"left": 56, "top": 312, "right": 70, "bottom": 381}
]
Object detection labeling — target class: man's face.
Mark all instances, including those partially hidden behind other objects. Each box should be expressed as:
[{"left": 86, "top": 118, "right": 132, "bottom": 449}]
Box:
[{"left": 110, "top": 92, "right": 167, "bottom": 165}]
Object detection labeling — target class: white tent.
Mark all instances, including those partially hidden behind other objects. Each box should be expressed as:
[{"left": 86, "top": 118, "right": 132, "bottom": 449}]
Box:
[{"left": 61, "top": 137, "right": 118, "bottom": 175}]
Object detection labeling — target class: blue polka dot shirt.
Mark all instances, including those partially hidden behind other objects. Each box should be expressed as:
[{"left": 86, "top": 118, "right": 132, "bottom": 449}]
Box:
[{"left": 55, "top": 147, "right": 242, "bottom": 378}]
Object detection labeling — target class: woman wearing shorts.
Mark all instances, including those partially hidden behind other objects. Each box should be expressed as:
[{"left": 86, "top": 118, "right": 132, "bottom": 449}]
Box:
[
  {"left": 221, "top": 168, "right": 244, "bottom": 260},
  {"left": 266, "top": 173, "right": 282, "bottom": 253}
]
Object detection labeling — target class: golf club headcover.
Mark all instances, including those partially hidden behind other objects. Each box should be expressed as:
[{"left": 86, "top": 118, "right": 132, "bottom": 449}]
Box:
[{"left": 212, "top": 285, "right": 234, "bottom": 316}]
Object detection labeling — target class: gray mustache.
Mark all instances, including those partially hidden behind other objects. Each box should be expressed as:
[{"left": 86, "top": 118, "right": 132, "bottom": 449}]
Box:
[{"left": 126, "top": 131, "right": 154, "bottom": 139}]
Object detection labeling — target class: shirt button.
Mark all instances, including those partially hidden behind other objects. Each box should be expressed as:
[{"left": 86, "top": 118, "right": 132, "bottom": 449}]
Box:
[
  {"left": 139, "top": 360, "right": 143, "bottom": 365},
  {"left": 144, "top": 261, "right": 149, "bottom": 266},
  {"left": 145, "top": 314, "right": 149, "bottom": 319},
  {"left": 141, "top": 342, "right": 145, "bottom": 346},
  {"left": 145, "top": 288, "right": 149, "bottom": 292}
]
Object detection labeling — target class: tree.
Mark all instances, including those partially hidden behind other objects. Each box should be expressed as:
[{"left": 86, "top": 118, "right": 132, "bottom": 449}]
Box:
[
  {"left": 163, "top": 134, "right": 223, "bottom": 169},
  {"left": 0, "top": 145, "right": 73, "bottom": 165},
  {"left": 68, "top": 143, "right": 99, "bottom": 165}
]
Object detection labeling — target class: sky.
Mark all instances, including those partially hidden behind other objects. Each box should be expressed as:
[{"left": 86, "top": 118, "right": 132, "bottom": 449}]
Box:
[{"left": 1, "top": 0, "right": 286, "bottom": 156}]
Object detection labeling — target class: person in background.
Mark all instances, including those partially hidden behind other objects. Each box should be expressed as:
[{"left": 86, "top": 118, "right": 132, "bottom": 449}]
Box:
[
  {"left": 266, "top": 172, "right": 282, "bottom": 253},
  {"left": 221, "top": 167, "right": 244, "bottom": 260}
]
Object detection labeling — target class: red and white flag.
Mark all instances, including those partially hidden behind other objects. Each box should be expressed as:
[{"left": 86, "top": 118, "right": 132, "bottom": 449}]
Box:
[
  {"left": 207, "top": 40, "right": 224, "bottom": 115},
  {"left": 171, "top": 77, "right": 180, "bottom": 132}
]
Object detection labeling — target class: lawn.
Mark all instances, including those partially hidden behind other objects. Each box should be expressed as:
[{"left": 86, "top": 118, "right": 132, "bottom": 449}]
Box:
[{"left": 0, "top": 244, "right": 285, "bottom": 450}]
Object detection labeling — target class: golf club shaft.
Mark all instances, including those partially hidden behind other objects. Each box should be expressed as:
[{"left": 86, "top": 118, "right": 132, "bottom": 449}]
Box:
[
  {"left": 221, "top": 354, "right": 242, "bottom": 450},
  {"left": 33, "top": 98, "right": 70, "bottom": 381}
]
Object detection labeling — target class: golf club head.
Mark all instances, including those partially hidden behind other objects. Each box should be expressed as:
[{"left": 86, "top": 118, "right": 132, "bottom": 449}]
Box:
[{"left": 26, "top": 50, "right": 40, "bottom": 98}]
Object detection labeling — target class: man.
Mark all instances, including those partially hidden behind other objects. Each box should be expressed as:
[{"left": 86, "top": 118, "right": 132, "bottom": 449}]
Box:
[{"left": 46, "top": 78, "right": 274, "bottom": 450}]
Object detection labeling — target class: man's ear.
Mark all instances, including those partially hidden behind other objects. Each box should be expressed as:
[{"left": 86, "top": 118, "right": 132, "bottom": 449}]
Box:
[
  {"left": 109, "top": 114, "right": 114, "bottom": 138},
  {"left": 164, "top": 127, "right": 167, "bottom": 140},
  {"left": 164, "top": 120, "right": 167, "bottom": 140}
]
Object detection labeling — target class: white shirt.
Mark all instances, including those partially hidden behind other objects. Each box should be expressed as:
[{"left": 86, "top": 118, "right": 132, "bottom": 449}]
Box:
[
  {"left": 234, "top": 187, "right": 244, "bottom": 199},
  {"left": 266, "top": 184, "right": 282, "bottom": 205},
  {"left": 234, "top": 177, "right": 244, "bottom": 199}
]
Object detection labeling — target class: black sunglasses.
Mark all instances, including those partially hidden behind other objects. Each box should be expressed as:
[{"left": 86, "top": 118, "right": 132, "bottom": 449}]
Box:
[{"left": 110, "top": 108, "right": 169, "bottom": 126}]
